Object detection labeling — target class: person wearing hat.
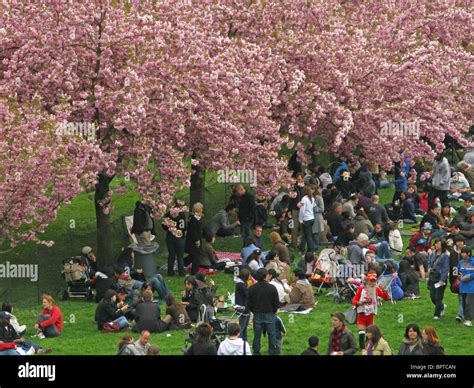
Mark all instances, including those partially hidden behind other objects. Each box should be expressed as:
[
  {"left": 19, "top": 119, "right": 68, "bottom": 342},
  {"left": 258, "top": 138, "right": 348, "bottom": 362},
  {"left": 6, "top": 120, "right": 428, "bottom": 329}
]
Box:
[
  {"left": 409, "top": 223, "right": 433, "bottom": 275},
  {"left": 0, "top": 311, "right": 52, "bottom": 355},
  {"left": 449, "top": 236, "right": 466, "bottom": 321},
  {"left": 336, "top": 170, "right": 356, "bottom": 201},
  {"left": 327, "top": 311, "right": 357, "bottom": 355},
  {"left": 352, "top": 271, "right": 390, "bottom": 350},
  {"left": 285, "top": 269, "right": 315, "bottom": 309},
  {"left": 81, "top": 246, "right": 98, "bottom": 278},
  {"left": 457, "top": 245, "right": 474, "bottom": 327}
]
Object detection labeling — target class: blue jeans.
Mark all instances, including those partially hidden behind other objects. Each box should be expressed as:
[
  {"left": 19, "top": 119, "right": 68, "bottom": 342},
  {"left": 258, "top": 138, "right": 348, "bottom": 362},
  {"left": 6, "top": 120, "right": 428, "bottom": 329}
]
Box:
[
  {"left": 166, "top": 235, "right": 186, "bottom": 276},
  {"left": 253, "top": 313, "right": 277, "bottom": 355},
  {"left": 458, "top": 293, "right": 464, "bottom": 318},
  {"left": 0, "top": 349, "right": 20, "bottom": 356},
  {"left": 19, "top": 339, "right": 40, "bottom": 353},
  {"left": 241, "top": 222, "right": 253, "bottom": 244},
  {"left": 302, "top": 219, "right": 316, "bottom": 252},
  {"left": 239, "top": 313, "right": 250, "bottom": 342},
  {"left": 151, "top": 274, "right": 169, "bottom": 299},
  {"left": 375, "top": 241, "right": 392, "bottom": 259},
  {"left": 112, "top": 316, "right": 130, "bottom": 329},
  {"left": 133, "top": 280, "right": 144, "bottom": 289},
  {"left": 430, "top": 230, "right": 446, "bottom": 238}
]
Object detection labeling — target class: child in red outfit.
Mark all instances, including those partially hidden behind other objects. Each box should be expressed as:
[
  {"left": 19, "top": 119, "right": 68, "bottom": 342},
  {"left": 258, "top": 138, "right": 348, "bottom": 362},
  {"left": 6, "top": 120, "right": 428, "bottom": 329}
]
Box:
[{"left": 352, "top": 271, "right": 389, "bottom": 351}]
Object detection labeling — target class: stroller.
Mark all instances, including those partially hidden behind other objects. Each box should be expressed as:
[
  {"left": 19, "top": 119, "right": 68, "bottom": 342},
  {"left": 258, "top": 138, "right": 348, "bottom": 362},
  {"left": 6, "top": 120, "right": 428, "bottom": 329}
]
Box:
[
  {"left": 311, "top": 248, "right": 358, "bottom": 304},
  {"left": 182, "top": 304, "right": 232, "bottom": 354},
  {"left": 61, "top": 256, "right": 94, "bottom": 301}
]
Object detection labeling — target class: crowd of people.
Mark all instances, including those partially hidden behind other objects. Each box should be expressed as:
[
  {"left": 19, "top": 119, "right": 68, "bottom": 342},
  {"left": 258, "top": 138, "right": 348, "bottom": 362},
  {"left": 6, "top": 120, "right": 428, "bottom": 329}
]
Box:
[{"left": 1, "top": 151, "right": 474, "bottom": 356}]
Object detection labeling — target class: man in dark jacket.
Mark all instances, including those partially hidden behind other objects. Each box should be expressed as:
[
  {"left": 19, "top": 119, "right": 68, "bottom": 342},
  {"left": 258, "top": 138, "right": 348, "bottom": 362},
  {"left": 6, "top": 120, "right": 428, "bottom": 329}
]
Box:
[
  {"left": 235, "top": 185, "right": 256, "bottom": 243},
  {"left": 133, "top": 290, "right": 166, "bottom": 333},
  {"left": 131, "top": 201, "right": 155, "bottom": 245},
  {"left": 327, "top": 312, "right": 358, "bottom": 355},
  {"left": 326, "top": 202, "right": 345, "bottom": 240},
  {"left": 301, "top": 336, "right": 320, "bottom": 355},
  {"left": 288, "top": 173, "right": 305, "bottom": 248},
  {"left": 247, "top": 268, "right": 279, "bottom": 355}
]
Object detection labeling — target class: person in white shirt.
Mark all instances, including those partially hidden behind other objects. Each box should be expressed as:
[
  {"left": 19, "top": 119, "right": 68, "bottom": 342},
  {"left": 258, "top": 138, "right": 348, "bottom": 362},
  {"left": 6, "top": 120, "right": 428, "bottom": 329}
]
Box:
[
  {"left": 449, "top": 171, "right": 472, "bottom": 200},
  {"left": 217, "top": 322, "right": 252, "bottom": 355},
  {"left": 298, "top": 186, "right": 317, "bottom": 253},
  {"left": 268, "top": 269, "right": 291, "bottom": 305}
]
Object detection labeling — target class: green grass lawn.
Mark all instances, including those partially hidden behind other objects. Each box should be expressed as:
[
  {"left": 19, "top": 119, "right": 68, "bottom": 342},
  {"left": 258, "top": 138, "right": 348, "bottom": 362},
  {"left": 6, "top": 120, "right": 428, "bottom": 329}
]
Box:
[{"left": 1, "top": 178, "right": 472, "bottom": 355}]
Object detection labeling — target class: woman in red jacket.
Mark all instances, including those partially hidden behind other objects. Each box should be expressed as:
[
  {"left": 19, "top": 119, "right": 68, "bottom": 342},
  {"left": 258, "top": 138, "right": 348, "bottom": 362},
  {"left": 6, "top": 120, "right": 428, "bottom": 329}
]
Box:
[
  {"left": 352, "top": 272, "right": 389, "bottom": 352},
  {"left": 34, "top": 294, "right": 63, "bottom": 338}
]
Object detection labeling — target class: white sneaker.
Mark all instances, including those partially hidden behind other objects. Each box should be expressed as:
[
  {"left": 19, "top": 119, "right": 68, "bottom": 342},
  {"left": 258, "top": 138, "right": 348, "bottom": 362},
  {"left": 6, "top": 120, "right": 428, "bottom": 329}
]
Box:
[
  {"left": 440, "top": 304, "right": 447, "bottom": 317},
  {"left": 464, "top": 320, "right": 472, "bottom": 327},
  {"left": 433, "top": 316, "right": 439, "bottom": 320},
  {"left": 37, "top": 332, "right": 46, "bottom": 339}
]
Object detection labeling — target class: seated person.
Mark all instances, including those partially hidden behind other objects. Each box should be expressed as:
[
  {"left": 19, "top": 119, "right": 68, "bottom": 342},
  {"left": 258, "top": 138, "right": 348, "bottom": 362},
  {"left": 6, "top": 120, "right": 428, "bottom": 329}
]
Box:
[
  {"left": 246, "top": 249, "right": 264, "bottom": 275},
  {"left": 209, "top": 204, "right": 240, "bottom": 237},
  {"left": 297, "top": 252, "right": 317, "bottom": 277},
  {"left": 335, "top": 223, "right": 356, "bottom": 247},
  {"left": 34, "top": 295, "right": 63, "bottom": 338},
  {"left": 398, "top": 260, "right": 420, "bottom": 298},
  {"left": 285, "top": 269, "right": 316, "bottom": 309},
  {"left": 117, "top": 247, "right": 146, "bottom": 283},
  {"left": 181, "top": 276, "right": 203, "bottom": 322},
  {"left": 268, "top": 269, "right": 291, "bottom": 306},
  {"left": 269, "top": 231, "right": 291, "bottom": 264},
  {"left": 200, "top": 229, "right": 227, "bottom": 271},
  {"left": 402, "top": 247, "right": 428, "bottom": 281},
  {"left": 195, "top": 272, "right": 217, "bottom": 306},
  {"left": 117, "top": 334, "right": 141, "bottom": 356},
  {"left": 252, "top": 225, "right": 264, "bottom": 250},
  {"left": 162, "top": 293, "right": 191, "bottom": 329},
  {"left": 133, "top": 290, "right": 166, "bottom": 333},
  {"left": 81, "top": 246, "right": 98, "bottom": 278},
  {"left": 448, "top": 171, "right": 472, "bottom": 200},
  {"left": 241, "top": 236, "right": 264, "bottom": 263},
  {"left": 0, "top": 311, "right": 51, "bottom": 355},
  {"left": 94, "top": 265, "right": 119, "bottom": 303},
  {"left": 94, "top": 290, "right": 130, "bottom": 331},
  {"left": 381, "top": 261, "right": 404, "bottom": 301},
  {"left": 1, "top": 303, "right": 26, "bottom": 336},
  {"left": 401, "top": 192, "right": 417, "bottom": 224},
  {"left": 265, "top": 251, "right": 290, "bottom": 282}
]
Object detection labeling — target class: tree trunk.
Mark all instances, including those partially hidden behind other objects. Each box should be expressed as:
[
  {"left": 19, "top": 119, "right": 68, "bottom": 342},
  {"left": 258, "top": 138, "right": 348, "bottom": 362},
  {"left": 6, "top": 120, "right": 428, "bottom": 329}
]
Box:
[
  {"left": 190, "top": 164, "right": 206, "bottom": 208},
  {"left": 95, "top": 173, "right": 113, "bottom": 267}
]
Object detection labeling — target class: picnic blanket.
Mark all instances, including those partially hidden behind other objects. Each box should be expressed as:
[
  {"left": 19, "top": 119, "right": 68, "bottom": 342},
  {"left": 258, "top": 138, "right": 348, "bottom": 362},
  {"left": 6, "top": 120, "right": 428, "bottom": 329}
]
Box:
[{"left": 216, "top": 251, "right": 242, "bottom": 263}]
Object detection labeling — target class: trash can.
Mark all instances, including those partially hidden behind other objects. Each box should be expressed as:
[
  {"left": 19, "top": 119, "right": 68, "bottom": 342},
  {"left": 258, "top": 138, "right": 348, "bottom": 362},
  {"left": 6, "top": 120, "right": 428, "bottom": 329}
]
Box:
[{"left": 130, "top": 242, "right": 159, "bottom": 280}]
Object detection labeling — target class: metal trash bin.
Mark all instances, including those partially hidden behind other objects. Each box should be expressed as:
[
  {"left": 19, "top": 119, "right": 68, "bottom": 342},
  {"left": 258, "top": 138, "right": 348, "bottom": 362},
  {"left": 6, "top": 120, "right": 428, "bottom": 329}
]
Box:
[{"left": 129, "top": 242, "right": 159, "bottom": 280}]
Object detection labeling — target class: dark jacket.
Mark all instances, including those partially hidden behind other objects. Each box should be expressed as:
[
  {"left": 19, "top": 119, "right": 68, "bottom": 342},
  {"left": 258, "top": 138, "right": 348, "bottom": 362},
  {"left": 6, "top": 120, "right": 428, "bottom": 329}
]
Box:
[
  {"left": 238, "top": 192, "right": 256, "bottom": 224},
  {"left": 326, "top": 327, "right": 358, "bottom": 355},
  {"left": 326, "top": 211, "right": 345, "bottom": 237},
  {"left": 247, "top": 280, "right": 279, "bottom": 314},
  {"left": 234, "top": 279, "right": 249, "bottom": 314},
  {"left": 186, "top": 341, "right": 217, "bottom": 356},
  {"left": 182, "top": 288, "right": 204, "bottom": 322},
  {"left": 165, "top": 303, "right": 191, "bottom": 328},
  {"left": 134, "top": 301, "right": 165, "bottom": 333},
  {"left": 185, "top": 215, "right": 203, "bottom": 255},
  {"left": 301, "top": 348, "right": 319, "bottom": 356},
  {"left": 398, "top": 339, "right": 424, "bottom": 355},
  {"left": 131, "top": 202, "right": 154, "bottom": 235},
  {"left": 94, "top": 290, "right": 125, "bottom": 330},
  {"left": 423, "top": 342, "right": 444, "bottom": 356},
  {"left": 288, "top": 184, "right": 304, "bottom": 211},
  {"left": 0, "top": 322, "right": 20, "bottom": 342},
  {"left": 95, "top": 275, "right": 118, "bottom": 303},
  {"left": 161, "top": 211, "right": 187, "bottom": 239}
]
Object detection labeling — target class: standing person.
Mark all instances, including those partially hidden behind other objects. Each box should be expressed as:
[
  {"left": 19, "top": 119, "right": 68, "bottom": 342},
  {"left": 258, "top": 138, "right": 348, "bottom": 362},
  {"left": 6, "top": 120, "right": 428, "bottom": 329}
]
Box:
[
  {"left": 131, "top": 201, "right": 155, "bottom": 246},
  {"left": 298, "top": 186, "right": 317, "bottom": 253},
  {"left": 235, "top": 184, "right": 256, "bottom": 243},
  {"left": 365, "top": 324, "right": 392, "bottom": 356},
  {"left": 34, "top": 295, "right": 63, "bottom": 339},
  {"left": 327, "top": 312, "right": 358, "bottom": 356},
  {"left": 312, "top": 184, "right": 325, "bottom": 246},
  {"left": 449, "top": 236, "right": 466, "bottom": 322},
  {"left": 398, "top": 323, "right": 424, "bottom": 355},
  {"left": 422, "top": 326, "right": 445, "bottom": 355},
  {"left": 247, "top": 268, "right": 279, "bottom": 355},
  {"left": 162, "top": 200, "right": 187, "bottom": 277},
  {"left": 288, "top": 173, "right": 305, "bottom": 249},
  {"left": 326, "top": 202, "right": 345, "bottom": 241},
  {"left": 352, "top": 272, "right": 390, "bottom": 350},
  {"left": 234, "top": 268, "right": 251, "bottom": 341},
  {"left": 427, "top": 238, "right": 450, "bottom": 320},
  {"left": 186, "top": 322, "right": 217, "bottom": 355},
  {"left": 185, "top": 202, "right": 204, "bottom": 275},
  {"left": 430, "top": 153, "right": 450, "bottom": 208},
  {"left": 457, "top": 246, "right": 474, "bottom": 327},
  {"left": 217, "top": 322, "right": 252, "bottom": 356}
]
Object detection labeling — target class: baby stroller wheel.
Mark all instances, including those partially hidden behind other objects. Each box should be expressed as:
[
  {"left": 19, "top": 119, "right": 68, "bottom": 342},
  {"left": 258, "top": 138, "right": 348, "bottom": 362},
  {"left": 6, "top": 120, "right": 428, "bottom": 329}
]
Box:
[
  {"left": 86, "top": 289, "right": 94, "bottom": 301},
  {"left": 333, "top": 294, "right": 342, "bottom": 304}
]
